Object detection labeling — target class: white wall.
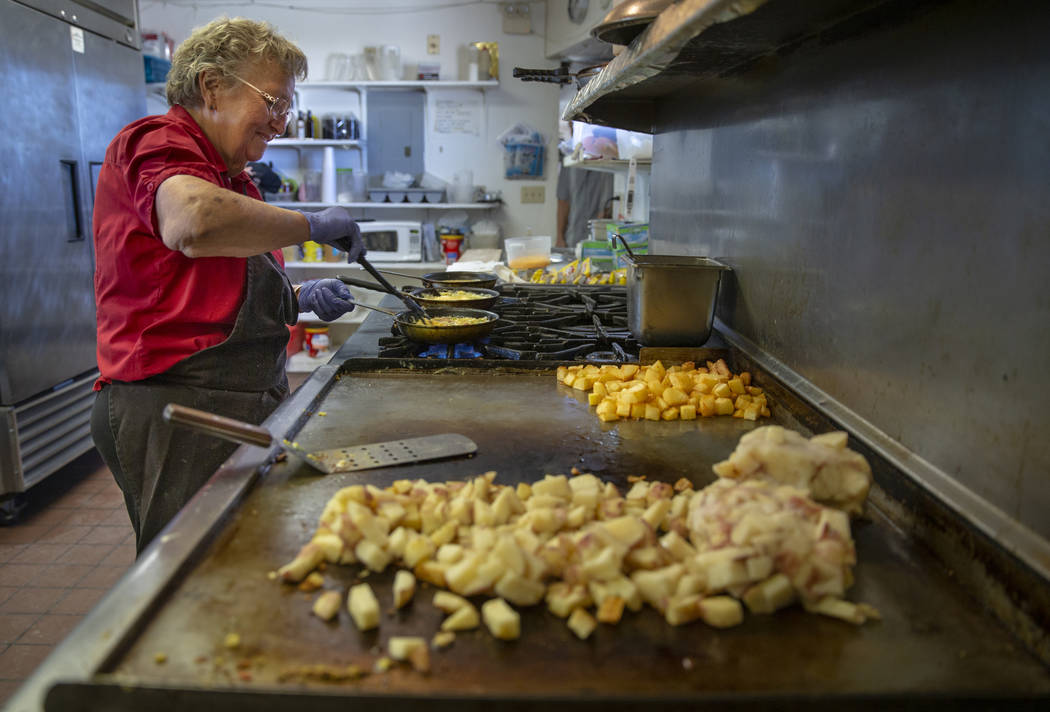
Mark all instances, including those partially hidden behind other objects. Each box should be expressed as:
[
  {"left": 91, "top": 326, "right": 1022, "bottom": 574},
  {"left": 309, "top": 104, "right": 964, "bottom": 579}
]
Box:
[{"left": 139, "top": 0, "right": 561, "bottom": 240}]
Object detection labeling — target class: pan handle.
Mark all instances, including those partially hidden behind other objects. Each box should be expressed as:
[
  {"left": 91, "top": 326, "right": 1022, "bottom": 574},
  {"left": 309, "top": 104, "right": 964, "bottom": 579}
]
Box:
[
  {"left": 611, "top": 232, "right": 637, "bottom": 262},
  {"left": 337, "top": 274, "right": 396, "bottom": 292},
  {"left": 356, "top": 256, "right": 428, "bottom": 318},
  {"left": 352, "top": 302, "right": 404, "bottom": 319},
  {"left": 162, "top": 403, "right": 273, "bottom": 448},
  {"left": 372, "top": 268, "right": 426, "bottom": 282}
]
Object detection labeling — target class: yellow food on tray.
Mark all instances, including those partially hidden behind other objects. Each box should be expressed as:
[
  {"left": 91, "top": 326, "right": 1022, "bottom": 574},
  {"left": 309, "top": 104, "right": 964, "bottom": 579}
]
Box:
[
  {"left": 528, "top": 260, "right": 627, "bottom": 286},
  {"left": 417, "top": 315, "right": 489, "bottom": 327},
  {"left": 426, "top": 290, "right": 485, "bottom": 301},
  {"left": 557, "top": 358, "right": 772, "bottom": 423}
]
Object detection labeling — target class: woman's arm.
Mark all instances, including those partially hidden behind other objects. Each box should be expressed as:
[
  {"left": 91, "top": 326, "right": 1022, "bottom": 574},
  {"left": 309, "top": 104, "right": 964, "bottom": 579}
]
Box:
[{"left": 155, "top": 174, "right": 309, "bottom": 258}]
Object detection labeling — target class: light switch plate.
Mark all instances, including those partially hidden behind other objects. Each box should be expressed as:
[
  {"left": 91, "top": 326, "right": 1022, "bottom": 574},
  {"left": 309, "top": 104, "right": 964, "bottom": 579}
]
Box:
[
  {"left": 521, "top": 185, "right": 545, "bottom": 203},
  {"left": 427, "top": 34, "right": 440, "bottom": 54}
]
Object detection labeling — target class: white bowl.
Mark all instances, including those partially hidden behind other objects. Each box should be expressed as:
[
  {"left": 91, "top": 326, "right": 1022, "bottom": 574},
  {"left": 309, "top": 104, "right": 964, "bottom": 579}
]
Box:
[
  {"left": 386, "top": 191, "right": 407, "bottom": 203},
  {"left": 368, "top": 190, "right": 388, "bottom": 203}
]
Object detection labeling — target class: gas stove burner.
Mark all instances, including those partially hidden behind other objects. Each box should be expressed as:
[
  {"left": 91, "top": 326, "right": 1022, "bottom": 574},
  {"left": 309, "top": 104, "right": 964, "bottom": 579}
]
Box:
[{"left": 376, "top": 284, "right": 639, "bottom": 363}]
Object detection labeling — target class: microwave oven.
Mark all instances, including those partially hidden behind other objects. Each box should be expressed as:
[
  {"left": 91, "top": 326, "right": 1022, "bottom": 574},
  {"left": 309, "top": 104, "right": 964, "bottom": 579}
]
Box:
[{"left": 358, "top": 220, "right": 423, "bottom": 262}]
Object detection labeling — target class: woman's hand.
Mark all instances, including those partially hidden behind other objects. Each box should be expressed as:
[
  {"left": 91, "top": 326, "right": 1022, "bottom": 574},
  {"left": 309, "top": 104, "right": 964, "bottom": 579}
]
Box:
[
  {"left": 303, "top": 207, "right": 366, "bottom": 262},
  {"left": 297, "top": 279, "right": 356, "bottom": 321}
]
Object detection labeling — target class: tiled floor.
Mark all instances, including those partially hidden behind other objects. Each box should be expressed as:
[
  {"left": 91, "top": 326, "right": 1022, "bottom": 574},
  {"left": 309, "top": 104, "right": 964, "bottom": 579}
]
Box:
[{"left": 0, "top": 450, "right": 134, "bottom": 706}]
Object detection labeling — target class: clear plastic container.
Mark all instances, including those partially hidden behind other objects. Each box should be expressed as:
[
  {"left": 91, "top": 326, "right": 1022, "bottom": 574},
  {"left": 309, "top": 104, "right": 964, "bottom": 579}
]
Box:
[{"left": 505, "top": 235, "right": 551, "bottom": 270}]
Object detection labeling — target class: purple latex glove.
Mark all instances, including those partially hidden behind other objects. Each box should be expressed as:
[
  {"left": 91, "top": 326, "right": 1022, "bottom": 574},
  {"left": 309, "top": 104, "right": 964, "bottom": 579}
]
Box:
[
  {"left": 303, "top": 207, "right": 366, "bottom": 263},
  {"left": 297, "top": 279, "right": 356, "bottom": 321}
]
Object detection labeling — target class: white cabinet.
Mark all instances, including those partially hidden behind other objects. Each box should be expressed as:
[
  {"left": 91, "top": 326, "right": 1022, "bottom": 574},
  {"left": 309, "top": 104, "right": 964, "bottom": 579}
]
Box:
[{"left": 266, "top": 80, "right": 501, "bottom": 215}]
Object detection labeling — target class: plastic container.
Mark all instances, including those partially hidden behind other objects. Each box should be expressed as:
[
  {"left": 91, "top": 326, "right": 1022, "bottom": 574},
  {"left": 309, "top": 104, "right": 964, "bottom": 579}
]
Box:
[
  {"left": 469, "top": 220, "right": 501, "bottom": 249},
  {"left": 440, "top": 231, "right": 464, "bottom": 265},
  {"left": 505, "top": 235, "right": 551, "bottom": 270},
  {"left": 304, "top": 326, "right": 330, "bottom": 357}
]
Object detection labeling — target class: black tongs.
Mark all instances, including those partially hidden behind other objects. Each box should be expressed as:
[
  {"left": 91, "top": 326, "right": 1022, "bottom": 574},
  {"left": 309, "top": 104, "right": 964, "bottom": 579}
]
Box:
[{"left": 345, "top": 257, "right": 428, "bottom": 318}]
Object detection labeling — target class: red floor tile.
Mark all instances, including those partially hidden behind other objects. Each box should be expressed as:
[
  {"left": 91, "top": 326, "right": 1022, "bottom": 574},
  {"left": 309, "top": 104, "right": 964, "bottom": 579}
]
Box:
[
  {"left": 0, "top": 643, "right": 53, "bottom": 679},
  {"left": 8, "top": 543, "right": 72, "bottom": 565},
  {"left": 26, "top": 563, "right": 94, "bottom": 588},
  {"left": 0, "top": 587, "right": 66, "bottom": 615},
  {"left": 0, "top": 613, "right": 37, "bottom": 645},
  {"left": 98, "top": 543, "right": 134, "bottom": 568},
  {"left": 78, "top": 526, "right": 129, "bottom": 546},
  {"left": 53, "top": 543, "right": 116, "bottom": 567},
  {"left": 51, "top": 587, "right": 108, "bottom": 615},
  {"left": 0, "top": 543, "right": 26, "bottom": 564},
  {"left": 60, "top": 509, "right": 115, "bottom": 527},
  {"left": 0, "top": 564, "right": 48, "bottom": 588},
  {"left": 76, "top": 565, "right": 128, "bottom": 590},
  {"left": 19, "top": 614, "right": 81, "bottom": 646},
  {"left": 0, "top": 526, "right": 51, "bottom": 546},
  {"left": 37, "top": 524, "right": 92, "bottom": 545}
]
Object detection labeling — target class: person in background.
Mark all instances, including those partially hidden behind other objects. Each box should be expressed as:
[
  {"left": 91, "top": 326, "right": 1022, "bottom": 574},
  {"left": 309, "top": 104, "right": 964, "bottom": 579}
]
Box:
[
  {"left": 90, "top": 17, "right": 363, "bottom": 554},
  {"left": 555, "top": 120, "right": 614, "bottom": 248}
]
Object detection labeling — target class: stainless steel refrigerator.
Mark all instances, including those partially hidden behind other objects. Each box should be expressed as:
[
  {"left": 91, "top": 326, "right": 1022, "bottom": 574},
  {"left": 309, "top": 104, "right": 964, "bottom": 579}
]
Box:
[{"left": 0, "top": 0, "right": 145, "bottom": 517}]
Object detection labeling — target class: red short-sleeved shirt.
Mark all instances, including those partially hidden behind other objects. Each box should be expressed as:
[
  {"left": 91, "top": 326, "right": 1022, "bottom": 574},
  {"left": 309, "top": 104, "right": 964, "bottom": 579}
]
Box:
[{"left": 93, "top": 105, "right": 284, "bottom": 389}]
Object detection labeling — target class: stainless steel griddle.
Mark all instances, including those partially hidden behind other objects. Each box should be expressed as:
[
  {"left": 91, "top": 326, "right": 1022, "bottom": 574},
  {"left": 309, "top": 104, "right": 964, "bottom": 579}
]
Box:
[{"left": 9, "top": 308, "right": 1050, "bottom": 711}]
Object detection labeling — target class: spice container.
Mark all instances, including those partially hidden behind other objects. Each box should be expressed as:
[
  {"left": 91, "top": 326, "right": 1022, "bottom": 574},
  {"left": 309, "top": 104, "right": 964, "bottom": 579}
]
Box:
[{"left": 304, "top": 326, "right": 330, "bottom": 357}]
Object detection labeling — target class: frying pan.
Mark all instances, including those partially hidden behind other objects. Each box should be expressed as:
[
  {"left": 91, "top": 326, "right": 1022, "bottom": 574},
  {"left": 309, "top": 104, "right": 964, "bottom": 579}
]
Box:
[
  {"left": 374, "top": 269, "right": 499, "bottom": 290},
  {"left": 353, "top": 302, "right": 499, "bottom": 344},
  {"left": 408, "top": 286, "right": 500, "bottom": 310},
  {"left": 339, "top": 274, "right": 503, "bottom": 311}
]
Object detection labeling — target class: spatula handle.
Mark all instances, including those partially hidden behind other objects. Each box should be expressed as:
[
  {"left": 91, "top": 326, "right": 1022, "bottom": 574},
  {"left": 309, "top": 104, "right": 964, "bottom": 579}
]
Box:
[{"left": 162, "top": 403, "right": 273, "bottom": 448}]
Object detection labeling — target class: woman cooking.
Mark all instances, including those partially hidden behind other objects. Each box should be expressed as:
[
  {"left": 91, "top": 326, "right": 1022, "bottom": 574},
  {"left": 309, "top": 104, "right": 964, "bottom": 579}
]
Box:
[{"left": 90, "top": 17, "right": 361, "bottom": 554}]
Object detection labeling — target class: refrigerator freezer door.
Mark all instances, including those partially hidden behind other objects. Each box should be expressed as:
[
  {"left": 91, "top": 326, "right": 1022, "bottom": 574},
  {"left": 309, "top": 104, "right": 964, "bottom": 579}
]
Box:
[
  {"left": 0, "top": 0, "right": 93, "bottom": 405},
  {"left": 74, "top": 29, "right": 146, "bottom": 242}
]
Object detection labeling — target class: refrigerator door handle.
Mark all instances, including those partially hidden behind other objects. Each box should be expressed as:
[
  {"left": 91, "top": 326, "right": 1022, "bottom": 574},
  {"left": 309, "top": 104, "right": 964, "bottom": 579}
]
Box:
[{"left": 61, "top": 159, "right": 84, "bottom": 241}]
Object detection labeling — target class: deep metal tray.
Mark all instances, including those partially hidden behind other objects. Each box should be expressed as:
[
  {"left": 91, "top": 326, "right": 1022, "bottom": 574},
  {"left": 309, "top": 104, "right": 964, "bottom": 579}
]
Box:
[{"left": 11, "top": 356, "right": 1050, "bottom": 711}]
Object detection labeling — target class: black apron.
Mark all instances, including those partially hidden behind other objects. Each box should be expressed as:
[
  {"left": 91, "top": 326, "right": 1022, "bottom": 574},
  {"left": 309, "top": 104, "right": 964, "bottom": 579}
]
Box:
[{"left": 92, "top": 252, "right": 296, "bottom": 554}]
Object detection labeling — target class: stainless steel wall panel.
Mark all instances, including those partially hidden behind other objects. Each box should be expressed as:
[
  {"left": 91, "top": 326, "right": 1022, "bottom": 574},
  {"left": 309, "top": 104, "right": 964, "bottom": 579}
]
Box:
[{"left": 650, "top": 0, "right": 1050, "bottom": 540}]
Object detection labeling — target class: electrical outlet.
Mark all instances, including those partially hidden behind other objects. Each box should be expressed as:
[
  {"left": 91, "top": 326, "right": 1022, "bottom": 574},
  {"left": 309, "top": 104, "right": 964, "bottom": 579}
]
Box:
[
  {"left": 520, "top": 185, "right": 545, "bottom": 203},
  {"left": 427, "top": 34, "right": 440, "bottom": 55},
  {"left": 502, "top": 2, "right": 532, "bottom": 34}
]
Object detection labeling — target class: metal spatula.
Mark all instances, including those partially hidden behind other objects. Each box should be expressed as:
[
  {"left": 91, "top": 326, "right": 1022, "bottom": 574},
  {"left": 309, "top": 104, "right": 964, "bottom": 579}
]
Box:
[{"left": 163, "top": 404, "right": 477, "bottom": 474}]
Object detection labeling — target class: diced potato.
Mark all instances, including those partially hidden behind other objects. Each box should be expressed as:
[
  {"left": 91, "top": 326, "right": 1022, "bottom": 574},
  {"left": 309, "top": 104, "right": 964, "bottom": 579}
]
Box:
[
  {"left": 355, "top": 539, "right": 391, "bottom": 572},
  {"left": 441, "top": 603, "right": 480, "bottom": 631},
  {"left": 388, "top": 636, "right": 426, "bottom": 661},
  {"left": 431, "top": 631, "right": 456, "bottom": 648},
  {"left": 662, "top": 388, "right": 688, "bottom": 406},
  {"left": 661, "top": 407, "right": 679, "bottom": 421},
  {"left": 665, "top": 593, "right": 702, "bottom": 626},
  {"left": 596, "top": 595, "right": 626, "bottom": 624},
  {"left": 546, "top": 582, "right": 592, "bottom": 618},
  {"left": 494, "top": 570, "right": 546, "bottom": 606},
  {"left": 621, "top": 364, "right": 640, "bottom": 378},
  {"left": 347, "top": 583, "right": 380, "bottom": 631},
  {"left": 588, "top": 392, "right": 603, "bottom": 406},
  {"left": 312, "top": 590, "right": 342, "bottom": 621},
  {"left": 392, "top": 570, "right": 416, "bottom": 609},
  {"left": 699, "top": 596, "right": 744, "bottom": 628},
  {"left": 482, "top": 598, "right": 521, "bottom": 640},
  {"left": 644, "top": 404, "right": 661, "bottom": 421},
  {"left": 680, "top": 404, "right": 697, "bottom": 420},
  {"left": 567, "top": 608, "right": 597, "bottom": 639},
  {"left": 433, "top": 590, "right": 472, "bottom": 613},
  {"left": 714, "top": 397, "right": 735, "bottom": 415},
  {"left": 742, "top": 573, "right": 796, "bottom": 615}
]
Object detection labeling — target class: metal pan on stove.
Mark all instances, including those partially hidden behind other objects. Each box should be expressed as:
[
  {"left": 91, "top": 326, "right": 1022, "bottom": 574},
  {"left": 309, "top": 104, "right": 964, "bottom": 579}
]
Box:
[
  {"left": 375, "top": 269, "right": 499, "bottom": 290},
  {"left": 354, "top": 303, "right": 499, "bottom": 344},
  {"left": 408, "top": 286, "right": 500, "bottom": 310}
]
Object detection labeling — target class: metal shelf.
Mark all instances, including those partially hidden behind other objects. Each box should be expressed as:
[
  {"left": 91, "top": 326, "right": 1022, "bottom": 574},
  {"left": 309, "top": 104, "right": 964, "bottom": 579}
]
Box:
[
  {"left": 298, "top": 80, "right": 499, "bottom": 90},
  {"left": 563, "top": 157, "right": 652, "bottom": 174},
  {"left": 563, "top": 0, "right": 902, "bottom": 132},
  {"left": 269, "top": 139, "right": 362, "bottom": 148},
  {"left": 268, "top": 202, "right": 499, "bottom": 210}
]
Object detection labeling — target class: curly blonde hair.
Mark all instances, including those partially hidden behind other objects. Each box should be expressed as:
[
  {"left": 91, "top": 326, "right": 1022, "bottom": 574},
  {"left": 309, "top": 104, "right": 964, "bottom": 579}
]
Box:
[{"left": 166, "top": 17, "right": 307, "bottom": 108}]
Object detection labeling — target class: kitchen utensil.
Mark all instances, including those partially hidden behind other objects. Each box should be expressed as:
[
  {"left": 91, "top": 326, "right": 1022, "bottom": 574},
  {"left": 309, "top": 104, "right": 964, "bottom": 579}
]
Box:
[
  {"left": 505, "top": 235, "right": 552, "bottom": 270},
  {"left": 162, "top": 404, "right": 477, "bottom": 474},
  {"left": 355, "top": 254, "right": 428, "bottom": 319},
  {"left": 614, "top": 233, "right": 730, "bottom": 346},
  {"left": 592, "top": 0, "right": 675, "bottom": 46},
  {"left": 375, "top": 269, "right": 499, "bottom": 290},
  {"left": 338, "top": 275, "right": 507, "bottom": 311},
  {"left": 352, "top": 303, "right": 499, "bottom": 344},
  {"left": 511, "top": 63, "right": 608, "bottom": 90}
]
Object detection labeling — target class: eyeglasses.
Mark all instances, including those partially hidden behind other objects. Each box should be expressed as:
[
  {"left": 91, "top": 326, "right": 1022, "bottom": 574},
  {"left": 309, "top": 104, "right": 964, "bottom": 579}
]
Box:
[{"left": 230, "top": 74, "right": 292, "bottom": 124}]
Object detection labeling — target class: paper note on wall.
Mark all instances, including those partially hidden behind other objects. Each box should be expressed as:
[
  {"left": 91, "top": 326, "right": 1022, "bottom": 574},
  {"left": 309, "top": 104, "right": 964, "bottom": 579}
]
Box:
[{"left": 434, "top": 98, "right": 481, "bottom": 135}]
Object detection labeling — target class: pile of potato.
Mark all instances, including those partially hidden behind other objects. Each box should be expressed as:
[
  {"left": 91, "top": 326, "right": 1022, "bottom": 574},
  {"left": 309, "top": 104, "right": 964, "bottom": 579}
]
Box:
[
  {"left": 273, "top": 461, "right": 875, "bottom": 670},
  {"left": 557, "top": 358, "right": 771, "bottom": 422}
]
